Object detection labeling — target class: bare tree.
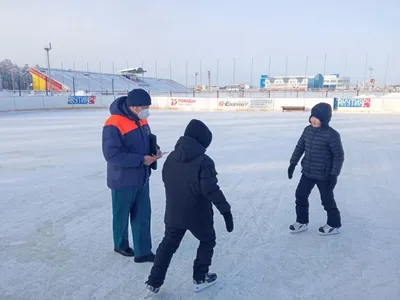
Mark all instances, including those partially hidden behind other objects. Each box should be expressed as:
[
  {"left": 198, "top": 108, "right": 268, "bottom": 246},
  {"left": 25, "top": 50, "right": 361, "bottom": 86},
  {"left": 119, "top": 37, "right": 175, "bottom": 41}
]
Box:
[{"left": 0, "top": 59, "right": 32, "bottom": 91}]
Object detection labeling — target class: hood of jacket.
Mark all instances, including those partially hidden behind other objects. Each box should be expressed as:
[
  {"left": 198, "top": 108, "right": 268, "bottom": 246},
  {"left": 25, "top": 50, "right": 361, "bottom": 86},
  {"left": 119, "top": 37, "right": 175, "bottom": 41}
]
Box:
[
  {"left": 309, "top": 102, "right": 332, "bottom": 127},
  {"left": 169, "top": 136, "right": 206, "bottom": 162},
  {"left": 109, "top": 96, "right": 139, "bottom": 120}
]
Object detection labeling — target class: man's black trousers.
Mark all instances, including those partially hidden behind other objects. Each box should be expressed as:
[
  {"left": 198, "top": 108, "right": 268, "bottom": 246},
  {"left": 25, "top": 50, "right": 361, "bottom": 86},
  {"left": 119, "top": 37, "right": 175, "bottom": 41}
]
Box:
[
  {"left": 147, "top": 226, "right": 216, "bottom": 288},
  {"left": 295, "top": 174, "right": 341, "bottom": 227}
]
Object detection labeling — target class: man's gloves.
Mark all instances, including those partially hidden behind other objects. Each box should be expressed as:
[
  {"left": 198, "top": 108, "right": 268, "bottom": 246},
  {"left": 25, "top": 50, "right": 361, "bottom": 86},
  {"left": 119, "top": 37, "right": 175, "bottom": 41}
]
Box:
[
  {"left": 288, "top": 163, "right": 296, "bottom": 179},
  {"left": 222, "top": 211, "right": 234, "bottom": 233}
]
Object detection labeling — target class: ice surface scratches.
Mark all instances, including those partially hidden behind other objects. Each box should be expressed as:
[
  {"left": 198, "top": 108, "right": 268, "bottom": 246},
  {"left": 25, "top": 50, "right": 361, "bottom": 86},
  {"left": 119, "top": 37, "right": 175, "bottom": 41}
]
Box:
[{"left": 0, "top": 110, "right": 399, "bottom": 300}]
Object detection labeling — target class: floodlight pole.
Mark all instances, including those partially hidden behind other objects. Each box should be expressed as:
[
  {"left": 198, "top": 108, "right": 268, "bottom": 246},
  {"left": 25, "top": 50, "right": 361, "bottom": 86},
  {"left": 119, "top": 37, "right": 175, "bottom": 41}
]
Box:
[{"left": 44, "top": 43, "right": 52, "bottom": 93}]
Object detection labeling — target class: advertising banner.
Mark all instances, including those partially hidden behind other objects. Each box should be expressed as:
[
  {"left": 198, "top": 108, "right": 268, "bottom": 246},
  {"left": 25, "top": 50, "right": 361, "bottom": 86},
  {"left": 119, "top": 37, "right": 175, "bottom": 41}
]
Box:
[
  {"left": 337, "top": 98, "right": 371, "bottom": 108},
  {"left": 249, "top": 98, "right": 274, "bottom": 110},
  {"left": 217, "top": 99, "right": 250, "bottom": 110},
  {"left": 167, "top": 97, "right": 208, "bottom": 110},
  {"left": 152, "top": 97, "right": 169, "bottom": 109},
  {"left": 67, "top": 95, "right": 96, "bottom": 105}
]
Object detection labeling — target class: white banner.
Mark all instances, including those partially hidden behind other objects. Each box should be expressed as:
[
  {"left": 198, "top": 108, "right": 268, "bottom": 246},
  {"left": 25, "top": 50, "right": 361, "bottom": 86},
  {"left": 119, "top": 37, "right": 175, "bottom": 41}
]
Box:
[
  {"left": 167, "top": 97, "right": 209, "bottom": 110},
  {"left": 217, "top": 99, "right": 250, "bottom": 111},
  {"left": 249, "top": 98, "right": 274, "bottom": 110}
]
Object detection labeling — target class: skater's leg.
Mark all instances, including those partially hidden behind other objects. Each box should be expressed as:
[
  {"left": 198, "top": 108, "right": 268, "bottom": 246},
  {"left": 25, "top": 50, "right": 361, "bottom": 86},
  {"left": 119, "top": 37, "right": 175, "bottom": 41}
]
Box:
[
  {"left": 190, "top": 226, "right": 216, "bottom": 281},
  {"left": 111, "top": 188, "right": 135, "bottom": 251},
  {"left": 130, "top": 183, "right": 152, "bottom": 258},
  {"left": 316, "top": 180, "right": 341, "bottom": 228},
  {"left": 147, "top": 227, "right": 186, "bottom": 288},
  {"left": 295, "top": 175, "right": 316, "bottom": 224}
]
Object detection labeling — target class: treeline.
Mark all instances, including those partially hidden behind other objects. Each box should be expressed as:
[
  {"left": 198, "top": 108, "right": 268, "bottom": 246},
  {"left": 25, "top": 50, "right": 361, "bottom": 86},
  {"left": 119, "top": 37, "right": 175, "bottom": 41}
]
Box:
[{"left": 0, "top": 59, "right": 33, "bottom": 91}]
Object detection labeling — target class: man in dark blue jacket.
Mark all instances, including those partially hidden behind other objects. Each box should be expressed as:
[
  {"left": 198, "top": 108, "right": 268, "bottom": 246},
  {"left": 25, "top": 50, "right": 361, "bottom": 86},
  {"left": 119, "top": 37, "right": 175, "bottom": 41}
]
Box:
[{"left": 102, "top": 89, "right": 161, "bottom": 262}]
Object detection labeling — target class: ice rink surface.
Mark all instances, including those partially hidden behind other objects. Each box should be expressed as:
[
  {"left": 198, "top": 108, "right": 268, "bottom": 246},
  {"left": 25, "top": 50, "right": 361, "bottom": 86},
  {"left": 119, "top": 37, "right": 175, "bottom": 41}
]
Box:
[{"left": 1, "top": 109, "right": 400, "bottom": 300}]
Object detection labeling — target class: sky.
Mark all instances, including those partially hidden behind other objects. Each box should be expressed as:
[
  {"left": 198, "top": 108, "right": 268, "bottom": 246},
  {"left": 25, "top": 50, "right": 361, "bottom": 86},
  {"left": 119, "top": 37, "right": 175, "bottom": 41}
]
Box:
[{"left": 1, "top": 0, "right": 399, "bottom": 86}]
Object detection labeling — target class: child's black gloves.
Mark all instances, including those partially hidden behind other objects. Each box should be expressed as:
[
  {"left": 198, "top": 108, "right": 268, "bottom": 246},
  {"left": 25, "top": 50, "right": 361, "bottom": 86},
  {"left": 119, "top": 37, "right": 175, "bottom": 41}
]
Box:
[
  {"left": 328, "top": 175, "right": 337, "bottom": 189},
  {"left": 288, "top": 163, "right": 296, "bottom": 179},
  {"left": 222, "top": 211, "right": 234, "bottom": 232}
]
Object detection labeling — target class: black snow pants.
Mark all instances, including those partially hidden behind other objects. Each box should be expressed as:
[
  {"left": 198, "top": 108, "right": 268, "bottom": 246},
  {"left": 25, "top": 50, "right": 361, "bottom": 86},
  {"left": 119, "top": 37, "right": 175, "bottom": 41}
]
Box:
[
  {"left": 147, "top": 226, "right": 216, "bottom": 289},
  {"left": 295, "top": 174, "right": 341, "bottom": 227}
]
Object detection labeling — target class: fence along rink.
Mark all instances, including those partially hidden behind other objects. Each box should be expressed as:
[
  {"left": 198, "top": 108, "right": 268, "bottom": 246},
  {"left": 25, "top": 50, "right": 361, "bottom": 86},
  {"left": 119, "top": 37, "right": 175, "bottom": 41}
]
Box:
[
  {"left": 155, "top": 97, "right": 328, "bottom": 112},
  {"left": 154, "top": 95, "right": 398, "bottom": 113},
  {"left": 0, "top": 94, "right": 399, "bottom": 113},
  {"left": 159, "top": 97, "right": 276, "bottom": 111}
]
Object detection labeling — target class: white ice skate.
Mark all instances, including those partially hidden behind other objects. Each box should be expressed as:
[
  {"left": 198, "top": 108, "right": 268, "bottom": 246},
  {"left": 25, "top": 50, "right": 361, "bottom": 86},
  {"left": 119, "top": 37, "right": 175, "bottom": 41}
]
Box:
[
  {"left": 193, "top": 273, "right": 218, "bottom": 292},
  {"left": 289, "top": 222, "right": 308, "bottom": 233},
  {"left": 318, "top": 224, "right": 340, "bottom": 236},
  {"left": 141, "top": 284, "right": 160, "bottom": 299}
]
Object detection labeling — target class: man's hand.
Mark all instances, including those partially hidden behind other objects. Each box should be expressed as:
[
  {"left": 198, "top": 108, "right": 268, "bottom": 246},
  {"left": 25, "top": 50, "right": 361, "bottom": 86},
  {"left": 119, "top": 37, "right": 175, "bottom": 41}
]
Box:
[{"left": 143, "top": 154, "right": 162, "bottom": 166}]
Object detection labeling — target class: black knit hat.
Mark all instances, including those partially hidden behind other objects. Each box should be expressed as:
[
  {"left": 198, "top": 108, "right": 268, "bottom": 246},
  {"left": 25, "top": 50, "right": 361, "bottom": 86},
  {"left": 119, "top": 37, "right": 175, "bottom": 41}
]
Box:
[
  {"left": 309, "top": 102, "right": 332, "bottom": 127},
  {"left": 184, "top": 119, "right": 213, "bottom": 149},
  {"left": 126, "top": 89, "right": 151, "bottom": 107}
]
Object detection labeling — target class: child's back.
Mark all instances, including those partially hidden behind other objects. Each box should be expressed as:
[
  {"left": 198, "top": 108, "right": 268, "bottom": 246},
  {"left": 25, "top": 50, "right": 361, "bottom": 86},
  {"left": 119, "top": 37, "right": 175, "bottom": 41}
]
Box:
[
  {"left": 144, "top": 119, "right": 233, "bottom": 298},
  {"left": 162, "top": 121, "right": 230, "bottom": 231}
]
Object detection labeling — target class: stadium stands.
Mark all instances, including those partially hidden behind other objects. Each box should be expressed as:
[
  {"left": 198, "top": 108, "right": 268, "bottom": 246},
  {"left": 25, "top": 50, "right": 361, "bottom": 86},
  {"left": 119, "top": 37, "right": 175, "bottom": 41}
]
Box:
[{"left": 30, "top": 67, "right": 187, "bottom": 94}]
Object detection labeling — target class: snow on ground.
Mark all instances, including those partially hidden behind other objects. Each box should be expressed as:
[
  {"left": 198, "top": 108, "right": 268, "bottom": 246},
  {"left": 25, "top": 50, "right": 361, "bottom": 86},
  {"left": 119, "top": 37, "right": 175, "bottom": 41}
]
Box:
[{"left": 1, "top": 109, "right": 400, "bottom": 300}]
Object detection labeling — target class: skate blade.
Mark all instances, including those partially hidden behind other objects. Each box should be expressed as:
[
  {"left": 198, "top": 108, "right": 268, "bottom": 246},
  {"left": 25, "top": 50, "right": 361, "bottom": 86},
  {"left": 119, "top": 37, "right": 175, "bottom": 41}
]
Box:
[
  {"left": 193, "top": 279, "right": 217, "bottom": 292},
  {"left": 319, "top": 229, "right": 340, "bottom": 236},
  {"left": 141, "top": 290, "right": 157, "bottom": 299},
  {"left": 289, "top": 227, "right": 308, "bottom": 234}
]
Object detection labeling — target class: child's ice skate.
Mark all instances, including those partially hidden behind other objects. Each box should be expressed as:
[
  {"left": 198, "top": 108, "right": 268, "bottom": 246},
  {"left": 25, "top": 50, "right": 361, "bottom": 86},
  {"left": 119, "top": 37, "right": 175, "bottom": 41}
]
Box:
[
  {"left": 289, "top": 222, "right": 308, "bottom": 233},
  {"left": 193, "top": 273, "right": 217, "bottom": 292},
  {"left": 319, "top": 224, "right": 340, "bottom": 235},
  {"left": 142, "top": 284, "right": 160, "bottom": 299}
]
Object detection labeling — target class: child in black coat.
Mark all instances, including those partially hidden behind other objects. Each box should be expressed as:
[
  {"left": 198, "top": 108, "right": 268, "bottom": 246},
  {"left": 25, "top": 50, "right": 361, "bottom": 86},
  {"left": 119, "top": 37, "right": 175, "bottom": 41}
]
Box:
[
  {"left": 143, "top": 119, "right": 233, "bottom": 298},
  {"left": 288, "top": 102, "right": 344, "bottom": 235}
]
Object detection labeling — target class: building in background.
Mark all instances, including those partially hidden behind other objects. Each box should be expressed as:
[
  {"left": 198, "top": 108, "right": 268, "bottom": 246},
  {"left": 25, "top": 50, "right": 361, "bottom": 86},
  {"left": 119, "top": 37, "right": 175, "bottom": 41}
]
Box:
[
  {"left": 323, "top": 74, "right": 350, "bottom": 90},
  {"left": 260, "top": 74, "right": 324, "bottom": 91},
  {"left": 260, "top": 73, "right": 350, "bottom": 90}
]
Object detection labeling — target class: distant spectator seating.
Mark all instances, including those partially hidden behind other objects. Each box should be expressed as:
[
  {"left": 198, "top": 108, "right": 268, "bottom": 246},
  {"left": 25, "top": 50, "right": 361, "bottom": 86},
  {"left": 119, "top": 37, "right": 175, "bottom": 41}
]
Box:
[{"left": 35, "top": 68, "right": 186, "bottom": 94}]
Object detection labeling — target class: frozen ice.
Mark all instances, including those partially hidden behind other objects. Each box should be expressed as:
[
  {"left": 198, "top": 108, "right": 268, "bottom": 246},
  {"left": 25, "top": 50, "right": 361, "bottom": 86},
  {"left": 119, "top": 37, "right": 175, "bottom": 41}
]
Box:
[{"left": 0, "top": 109, "right": 399, "bottom": 300}]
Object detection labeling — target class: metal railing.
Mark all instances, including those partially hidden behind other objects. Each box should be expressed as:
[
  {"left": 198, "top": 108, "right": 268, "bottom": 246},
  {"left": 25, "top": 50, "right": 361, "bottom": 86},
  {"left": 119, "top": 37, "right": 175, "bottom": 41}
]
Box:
[{"left": 0, "top": 88, "right": 392, "bottom": 99}]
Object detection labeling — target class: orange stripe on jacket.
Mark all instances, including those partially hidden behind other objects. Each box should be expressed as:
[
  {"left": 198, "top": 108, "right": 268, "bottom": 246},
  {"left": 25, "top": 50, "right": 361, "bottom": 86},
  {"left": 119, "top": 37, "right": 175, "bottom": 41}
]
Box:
[
  {"left": 104, "top": 115, "right": 142, "bottom": 135},
  {"left": 139, "top": 119, "right": 148, "bottom": 126}
]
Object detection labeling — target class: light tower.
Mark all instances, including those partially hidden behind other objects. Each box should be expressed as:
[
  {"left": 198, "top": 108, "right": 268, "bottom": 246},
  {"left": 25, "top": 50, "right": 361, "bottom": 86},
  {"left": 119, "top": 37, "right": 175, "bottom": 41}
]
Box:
[
  {"left": 194, "top": 72, "right": 198, "bottom": 87},
  {"left": 368, "top": 67, "right": 373, "bottom": 89},
  {"left": 44, "top": 43, "right": 52, "bottom": 92}
]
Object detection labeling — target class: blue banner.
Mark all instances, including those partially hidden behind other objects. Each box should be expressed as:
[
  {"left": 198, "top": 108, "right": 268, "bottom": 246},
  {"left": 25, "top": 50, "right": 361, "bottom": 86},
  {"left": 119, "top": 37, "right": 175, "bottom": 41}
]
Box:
[
  {"left": 333, "top": 97, "right": 338, "bottom": 110},
  {"left": 338, "top": 98, "right": 370, "bottom": 108},
  {"left": 67, "top": 95, "right": 96, "bottom": 105}
]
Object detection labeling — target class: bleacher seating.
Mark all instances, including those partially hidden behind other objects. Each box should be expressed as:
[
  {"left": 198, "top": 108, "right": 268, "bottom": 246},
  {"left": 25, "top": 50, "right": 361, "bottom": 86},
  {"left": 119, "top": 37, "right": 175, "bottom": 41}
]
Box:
[{"left": 38, "top": 68, "right": 186, "bottom": 93}]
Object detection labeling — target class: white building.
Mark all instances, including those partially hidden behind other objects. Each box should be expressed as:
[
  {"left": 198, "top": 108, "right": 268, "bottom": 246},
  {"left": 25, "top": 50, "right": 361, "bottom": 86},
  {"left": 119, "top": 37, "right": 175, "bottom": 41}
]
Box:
[
  {"left": 260, "top": 74, "right": 324, "bottom": 91},
  {"left": 323, "top": 74, "right": 350, "bottom": 90},
  {"left": 260, "top": 73, "right": 350, "bottom": 90}
]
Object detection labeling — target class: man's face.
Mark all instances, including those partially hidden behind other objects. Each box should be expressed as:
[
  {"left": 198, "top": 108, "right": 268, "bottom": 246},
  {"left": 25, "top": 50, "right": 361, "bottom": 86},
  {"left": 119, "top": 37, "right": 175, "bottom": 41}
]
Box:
[
  {"left": 129, "top": 105, "right": 149, "bottom": 116},
  {"left": 310, "top": 116, "right": 321, "bottom": 128}
]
